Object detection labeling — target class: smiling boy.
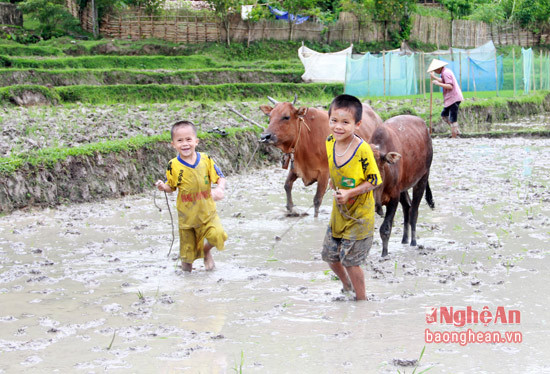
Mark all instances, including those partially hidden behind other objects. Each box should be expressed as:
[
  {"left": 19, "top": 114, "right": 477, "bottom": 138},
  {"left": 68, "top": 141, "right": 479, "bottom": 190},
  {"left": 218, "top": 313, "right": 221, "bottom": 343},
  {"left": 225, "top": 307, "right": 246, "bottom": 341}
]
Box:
[
  {"left": 322, "top": 94, "right": 382, "bottom": 301},
  {"left": 156, "top": 120, "right": 227, "bottom": 272}
]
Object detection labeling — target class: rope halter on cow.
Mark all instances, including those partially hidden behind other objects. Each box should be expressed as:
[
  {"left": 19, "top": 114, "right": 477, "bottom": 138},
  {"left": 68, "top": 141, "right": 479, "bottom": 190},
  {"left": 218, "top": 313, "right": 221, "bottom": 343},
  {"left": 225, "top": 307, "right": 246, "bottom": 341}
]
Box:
[{"left": 282, "top": 107, "right": 311, "bottom": 170}]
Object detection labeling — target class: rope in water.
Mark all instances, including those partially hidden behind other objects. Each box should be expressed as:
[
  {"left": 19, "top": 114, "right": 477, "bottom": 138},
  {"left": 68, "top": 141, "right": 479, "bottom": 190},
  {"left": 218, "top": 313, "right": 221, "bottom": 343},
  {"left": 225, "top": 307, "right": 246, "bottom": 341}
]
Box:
[{"left": 153, "top": 188, "right": 175, "bottom": 257}]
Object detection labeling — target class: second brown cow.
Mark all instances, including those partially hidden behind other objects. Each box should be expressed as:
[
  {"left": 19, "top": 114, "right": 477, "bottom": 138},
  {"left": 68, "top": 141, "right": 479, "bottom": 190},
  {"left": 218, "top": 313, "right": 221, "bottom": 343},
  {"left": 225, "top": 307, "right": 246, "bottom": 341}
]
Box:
[{"left": 259, "top": 96, "right": 382, "bottom": 217}]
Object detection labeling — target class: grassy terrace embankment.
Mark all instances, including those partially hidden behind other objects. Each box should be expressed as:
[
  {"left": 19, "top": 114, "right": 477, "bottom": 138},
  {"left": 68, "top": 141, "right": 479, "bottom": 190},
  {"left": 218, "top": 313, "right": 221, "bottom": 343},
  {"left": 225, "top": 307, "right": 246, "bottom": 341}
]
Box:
[{"left": 0, "top": 68, "right": 303, "bottom": 86}]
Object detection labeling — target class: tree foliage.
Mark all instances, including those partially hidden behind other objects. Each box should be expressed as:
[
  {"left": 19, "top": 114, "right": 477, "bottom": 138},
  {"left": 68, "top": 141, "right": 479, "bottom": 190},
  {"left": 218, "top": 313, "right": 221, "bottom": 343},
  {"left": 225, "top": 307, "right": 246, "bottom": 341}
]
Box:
[
  {"left": 440, "top": 0, "right": 474, "bottom": 21},
  {"left": 18, "top": 0, "right": 80, "bottom": 39},
  {"left": 372, "top": 0, "right": 415, "bottom": 45}
]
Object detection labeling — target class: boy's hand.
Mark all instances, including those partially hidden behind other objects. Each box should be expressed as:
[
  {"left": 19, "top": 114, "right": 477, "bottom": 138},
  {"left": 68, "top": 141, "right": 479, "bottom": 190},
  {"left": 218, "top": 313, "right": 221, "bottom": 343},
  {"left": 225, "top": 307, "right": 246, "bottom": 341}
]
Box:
[
  {"left": 334, "top": 188, "right": 351, "bottom": 205},
  {"left": 212, "top": 178, "right": 226, "bottom": 201},
  {"left": 155, "top": 180, "right": 171, "bottom": 192},
  {"left": 211, "top": 187, "right": 224, "bottom": 201}
]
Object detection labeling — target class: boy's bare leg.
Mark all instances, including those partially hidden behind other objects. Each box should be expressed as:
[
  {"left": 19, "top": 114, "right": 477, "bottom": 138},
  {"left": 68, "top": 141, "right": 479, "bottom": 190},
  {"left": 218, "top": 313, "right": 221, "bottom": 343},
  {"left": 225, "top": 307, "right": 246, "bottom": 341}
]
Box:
[
  {"left": 203, "top": 242, "right": 215, "bottom": 271},
  {"left": 328, "top": 262, "right": 352, "bottom": 291},
  {"left": 346, "top": 265, "right": 366, "bottom": 301},
  {"left": 181, "top": 262, "right": 193, "bottom": 272}
]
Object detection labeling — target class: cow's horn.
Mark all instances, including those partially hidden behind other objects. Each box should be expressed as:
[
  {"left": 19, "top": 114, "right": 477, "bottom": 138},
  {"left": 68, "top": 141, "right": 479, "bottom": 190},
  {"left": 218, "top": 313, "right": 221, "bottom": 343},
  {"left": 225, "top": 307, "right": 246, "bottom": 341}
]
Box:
[
  {"left": 292, "top": 93, "right": 298, "bottom": 105},
  {"left": 267, "top": 96, "right": 278, "bottom": 105}
]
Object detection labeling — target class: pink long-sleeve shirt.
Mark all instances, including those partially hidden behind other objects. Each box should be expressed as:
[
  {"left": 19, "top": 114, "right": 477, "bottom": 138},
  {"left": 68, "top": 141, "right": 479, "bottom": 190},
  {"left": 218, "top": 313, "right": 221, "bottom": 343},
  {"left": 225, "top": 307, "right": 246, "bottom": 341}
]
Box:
[{"left": 441, "top": 67, "right": 464, "bottom": 107}]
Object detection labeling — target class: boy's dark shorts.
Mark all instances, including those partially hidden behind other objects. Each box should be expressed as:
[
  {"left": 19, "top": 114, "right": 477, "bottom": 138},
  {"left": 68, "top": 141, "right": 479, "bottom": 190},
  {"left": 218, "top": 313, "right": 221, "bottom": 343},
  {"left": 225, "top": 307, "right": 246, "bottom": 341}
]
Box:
[
  {"left": 321, "top": 226, "right": 373, "bottom": 267},
  {"left": 441, "top": 101, "right": 461, "bottom": 123}
]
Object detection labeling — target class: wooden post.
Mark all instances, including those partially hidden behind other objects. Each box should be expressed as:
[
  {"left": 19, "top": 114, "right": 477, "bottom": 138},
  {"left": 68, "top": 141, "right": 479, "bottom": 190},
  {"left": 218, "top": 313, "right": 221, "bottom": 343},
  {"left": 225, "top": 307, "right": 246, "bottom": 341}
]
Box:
[
  {"left": 429, "top": 79, "right": 433, "bottom": 135},
  {"left": 138, "top": 13, "right": 142, "bottom": 39},
  {"left": 175, "top": 16, "right": 179, "bottom": 43},
  {"left": 494, "top": 50, "right": 499, "bottom": 96},
  {"left": 119, "top": 15, "right": 122, "bottom": 39},
  {"left": 383, "top": 51, "right": 386, "bottom": 97},
  {"left": 422, "top": 52, "right": 426, "bottom": 98},
  {"left": 467, "top": 52, "right": 470, "bottom": 92},
  {"left": 532, "top": 52, "right": 536, "bottom": 92},
  {"left": 512, "top": 48, "right": 516, "bottom": 96},
  {"left": 388, "top": 52, "right": 392, "bottom": 96},
  {"left": 459, "top": 52, "right": 462, "bottom": 89},
  {"left": 540, "top": 51, "right": 543, "bottom": 90}
]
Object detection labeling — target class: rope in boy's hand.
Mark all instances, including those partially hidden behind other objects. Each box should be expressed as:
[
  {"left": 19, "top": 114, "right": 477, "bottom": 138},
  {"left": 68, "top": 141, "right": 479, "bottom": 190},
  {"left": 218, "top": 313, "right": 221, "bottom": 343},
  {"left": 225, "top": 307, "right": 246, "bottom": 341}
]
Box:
[{"left": 153, "top": 182, "right": 175, "bottom": 257}]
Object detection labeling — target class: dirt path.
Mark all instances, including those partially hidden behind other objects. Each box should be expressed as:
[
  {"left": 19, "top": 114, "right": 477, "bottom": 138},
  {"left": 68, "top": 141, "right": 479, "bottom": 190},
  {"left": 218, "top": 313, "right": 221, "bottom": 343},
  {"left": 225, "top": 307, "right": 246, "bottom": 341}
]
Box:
[{"left": 0, "top": 137, "right": 549, "bottom": 372}]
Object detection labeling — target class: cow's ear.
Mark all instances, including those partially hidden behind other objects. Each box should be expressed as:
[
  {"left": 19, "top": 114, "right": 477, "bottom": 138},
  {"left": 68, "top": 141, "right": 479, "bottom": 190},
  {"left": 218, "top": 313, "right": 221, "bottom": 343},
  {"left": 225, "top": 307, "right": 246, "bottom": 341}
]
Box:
[
  {"left": 259, "top": 105, "right": 273, "bottom": 116},
  {"left": 296, "top": 107, "right": 308, "bottom": 117},
  {"left": 383, "top": 152, "right": 402, "bottom": 164}
]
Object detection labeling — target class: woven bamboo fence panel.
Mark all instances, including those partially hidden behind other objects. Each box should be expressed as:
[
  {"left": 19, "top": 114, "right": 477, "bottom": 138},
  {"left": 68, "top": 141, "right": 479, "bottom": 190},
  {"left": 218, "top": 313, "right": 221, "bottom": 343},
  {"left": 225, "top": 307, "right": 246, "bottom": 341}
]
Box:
[{"left": 65, "top": 0, "right": 548, "bottom": 48}]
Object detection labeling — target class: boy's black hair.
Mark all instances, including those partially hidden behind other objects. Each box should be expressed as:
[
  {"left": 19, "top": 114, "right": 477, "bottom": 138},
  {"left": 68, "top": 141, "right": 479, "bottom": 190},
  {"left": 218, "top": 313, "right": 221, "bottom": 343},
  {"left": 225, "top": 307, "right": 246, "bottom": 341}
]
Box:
[
  {"left": 171, "top": 120, "right": 197, "bottom": 139},
  {"left": 328, "top": 94, "right": 363, "bottom": 123}
]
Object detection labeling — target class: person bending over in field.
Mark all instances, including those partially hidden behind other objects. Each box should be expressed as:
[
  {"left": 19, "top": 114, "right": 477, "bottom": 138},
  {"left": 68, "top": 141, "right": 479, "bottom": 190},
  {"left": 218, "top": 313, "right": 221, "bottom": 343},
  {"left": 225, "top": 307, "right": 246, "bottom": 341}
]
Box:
[{"left": 428, "top": 59, "right": 464, "bottom": 138}]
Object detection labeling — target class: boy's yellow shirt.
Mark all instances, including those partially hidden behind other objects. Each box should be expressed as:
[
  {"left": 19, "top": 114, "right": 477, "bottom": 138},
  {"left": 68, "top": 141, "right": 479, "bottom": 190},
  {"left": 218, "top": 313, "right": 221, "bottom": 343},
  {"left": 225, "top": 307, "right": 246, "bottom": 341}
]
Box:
[
  {"left": 165, "top": 152, "right": 224, "bottom": 229},
  {"left": 326, "top": 135, "right": 382, "bottom": 240}
]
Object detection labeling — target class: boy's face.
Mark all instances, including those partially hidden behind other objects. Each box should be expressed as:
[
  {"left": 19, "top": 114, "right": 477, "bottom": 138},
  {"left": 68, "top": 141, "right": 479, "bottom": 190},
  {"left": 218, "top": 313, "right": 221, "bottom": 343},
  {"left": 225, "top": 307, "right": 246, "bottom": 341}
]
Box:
[
  {"left": 171, "top": 125, "right": 199, "bottom": 160},
  {"left": 329, "top": 107, "right": 361, "bottom": 142}
]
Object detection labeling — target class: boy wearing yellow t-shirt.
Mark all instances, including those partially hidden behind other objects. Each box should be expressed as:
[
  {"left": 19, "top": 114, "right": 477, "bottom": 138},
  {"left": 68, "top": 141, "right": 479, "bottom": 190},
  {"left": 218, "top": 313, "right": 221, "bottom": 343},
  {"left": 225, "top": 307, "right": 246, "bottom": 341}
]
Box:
[
  {"left": 156, "top": 121, "right": 227, "bottom": 272},
  {"left": 322, "top": 95, "right": 382, "bottom": 301}
]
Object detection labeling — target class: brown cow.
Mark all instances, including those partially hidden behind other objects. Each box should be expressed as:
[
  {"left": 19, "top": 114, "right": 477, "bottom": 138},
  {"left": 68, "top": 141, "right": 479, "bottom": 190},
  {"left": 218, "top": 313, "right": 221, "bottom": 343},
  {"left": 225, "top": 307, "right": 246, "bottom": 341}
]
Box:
[
  {"left": 260, "top": 96, "right": 382, "bottom": 217},
  {"left": 369, "top": 115, "right": 435, "bottom": 257}
]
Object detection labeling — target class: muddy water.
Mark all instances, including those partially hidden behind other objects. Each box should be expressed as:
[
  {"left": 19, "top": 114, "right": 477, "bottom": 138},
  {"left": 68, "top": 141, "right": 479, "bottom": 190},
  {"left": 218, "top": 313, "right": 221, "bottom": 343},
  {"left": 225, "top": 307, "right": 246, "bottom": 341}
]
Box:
[
  {"left": 488, "top": 114, "right": 550, "bottom": 132},
  {"left": 1, "top": 138, "right": 549, "bottom": 373}
]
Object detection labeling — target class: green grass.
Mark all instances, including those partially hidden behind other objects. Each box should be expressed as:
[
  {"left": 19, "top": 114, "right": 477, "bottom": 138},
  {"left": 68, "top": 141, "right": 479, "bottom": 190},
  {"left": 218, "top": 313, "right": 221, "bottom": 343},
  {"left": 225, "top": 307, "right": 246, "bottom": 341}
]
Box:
[
  {"left": 0, "top": 68, "right": 303, "bottom": 86},
  {"left": 413, "top": 5, "right": 451, "bottom": 20},
  {"left": 42, "top": 83, "right": 342, "bottom": 104},
  {"left": 0, "top": 53, "right": 303, "bottom": 70},
  {"left": 0, "top": 45, "right": 64, "bottom": 57}
]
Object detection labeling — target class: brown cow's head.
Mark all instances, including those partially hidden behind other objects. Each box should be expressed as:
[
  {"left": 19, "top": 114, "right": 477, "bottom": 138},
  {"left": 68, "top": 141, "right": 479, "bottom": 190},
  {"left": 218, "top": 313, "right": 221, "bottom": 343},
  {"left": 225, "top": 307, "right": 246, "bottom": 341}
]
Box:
[
  {"left": 370, "top": 146, "right": 401, "bottom": 213},
  {"left": 259, "top": 95, "right": 307, "bottom": 154}
]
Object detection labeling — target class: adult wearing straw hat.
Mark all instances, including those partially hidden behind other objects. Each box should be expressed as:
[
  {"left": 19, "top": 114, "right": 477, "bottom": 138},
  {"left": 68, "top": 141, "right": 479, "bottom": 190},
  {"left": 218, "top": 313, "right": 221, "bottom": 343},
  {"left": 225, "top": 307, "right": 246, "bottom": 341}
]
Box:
[{"left": 427, "top": 59, "right": 464, "bottom": 138}]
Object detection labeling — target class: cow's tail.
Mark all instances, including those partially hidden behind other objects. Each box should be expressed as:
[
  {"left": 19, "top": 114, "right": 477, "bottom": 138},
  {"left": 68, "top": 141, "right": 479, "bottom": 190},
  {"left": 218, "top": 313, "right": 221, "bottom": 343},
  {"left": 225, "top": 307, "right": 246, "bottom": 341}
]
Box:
[{"left": 425, "top": 181, "right": 435, "bottom": 209}]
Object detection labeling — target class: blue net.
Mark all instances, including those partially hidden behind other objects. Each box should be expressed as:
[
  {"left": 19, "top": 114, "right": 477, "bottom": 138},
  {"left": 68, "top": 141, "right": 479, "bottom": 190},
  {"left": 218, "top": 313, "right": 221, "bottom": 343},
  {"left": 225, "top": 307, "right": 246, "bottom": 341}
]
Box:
[
  {"left": 341, "top": 41, "right": 547, "bottom": 98},
  {"left": 345, "top": 52, "right": 417, "bottom": 97}
]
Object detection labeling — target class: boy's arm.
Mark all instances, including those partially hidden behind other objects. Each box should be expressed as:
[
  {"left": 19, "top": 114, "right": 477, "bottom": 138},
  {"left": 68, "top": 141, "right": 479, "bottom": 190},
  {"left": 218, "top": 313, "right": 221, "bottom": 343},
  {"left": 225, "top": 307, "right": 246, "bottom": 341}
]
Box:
[
  {"left": 334, "top": 180, "right": 377, "bottom": 205},
  {"left": 155, "top": 180, "right": 175, "bottom": 193},
  {"left": 211, "top": 177, "right": 226, "bottom": 201}
]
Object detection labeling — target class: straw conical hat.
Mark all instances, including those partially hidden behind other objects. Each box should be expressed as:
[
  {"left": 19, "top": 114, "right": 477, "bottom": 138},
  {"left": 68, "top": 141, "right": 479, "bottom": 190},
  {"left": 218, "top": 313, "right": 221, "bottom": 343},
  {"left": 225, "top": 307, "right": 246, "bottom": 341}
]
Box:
[{"left": 427, "top": 59, "right": 448, "bottom": 73}]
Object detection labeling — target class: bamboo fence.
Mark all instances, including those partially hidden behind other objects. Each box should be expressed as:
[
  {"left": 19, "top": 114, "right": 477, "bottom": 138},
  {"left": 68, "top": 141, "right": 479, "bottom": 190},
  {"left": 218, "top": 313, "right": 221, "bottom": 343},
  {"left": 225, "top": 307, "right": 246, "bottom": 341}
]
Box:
[{"left": 67, "top": 1, "right": 548, "bottom": 48}]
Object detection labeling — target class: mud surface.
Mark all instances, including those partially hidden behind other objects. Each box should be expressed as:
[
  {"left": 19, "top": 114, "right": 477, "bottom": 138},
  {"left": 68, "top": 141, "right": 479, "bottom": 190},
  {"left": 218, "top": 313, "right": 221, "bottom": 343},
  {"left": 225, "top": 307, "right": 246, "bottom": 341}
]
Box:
[{"left": 0, "top": 137, "right": 549, "bottom": 373}]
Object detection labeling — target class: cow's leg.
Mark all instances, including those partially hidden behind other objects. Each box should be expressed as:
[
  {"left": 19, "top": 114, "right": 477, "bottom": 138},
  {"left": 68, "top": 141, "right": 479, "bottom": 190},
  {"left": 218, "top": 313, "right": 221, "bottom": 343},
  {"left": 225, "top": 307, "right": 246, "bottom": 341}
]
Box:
[
  {"left": 380, "top": 198, "right": 399, "bottom": 257},
  {"left": 409, "top": 174, "right": 429, "bottom": 247},
  {"left": 313, "top": 173, "right": 329, "bottom": 218},
  {"left": 400, "top": 191, "right": 411, "bottom": 244},
  {"left": 284, "top": 170, "right": 298, "bottom": 215}
]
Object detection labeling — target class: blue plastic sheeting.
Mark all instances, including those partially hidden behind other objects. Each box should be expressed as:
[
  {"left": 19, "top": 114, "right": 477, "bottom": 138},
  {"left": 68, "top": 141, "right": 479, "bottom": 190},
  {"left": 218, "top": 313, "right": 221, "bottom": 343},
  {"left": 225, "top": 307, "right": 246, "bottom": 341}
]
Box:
[
  {"left": 441, "top": 56, "right": 503, "bottom": 92},
  {"left": 345, "top": 52, "right": 418, "bottom": 97},
  {"left": 268, "top": 6, "right": 309, "bottom": 24}
]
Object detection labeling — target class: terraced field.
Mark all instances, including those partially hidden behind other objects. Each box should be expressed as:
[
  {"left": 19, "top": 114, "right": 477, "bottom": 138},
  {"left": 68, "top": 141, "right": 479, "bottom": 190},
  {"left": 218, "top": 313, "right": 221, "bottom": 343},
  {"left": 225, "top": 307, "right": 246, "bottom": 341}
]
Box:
[{"left": 0, "top": 38, "right": 549, "bottom": 212}]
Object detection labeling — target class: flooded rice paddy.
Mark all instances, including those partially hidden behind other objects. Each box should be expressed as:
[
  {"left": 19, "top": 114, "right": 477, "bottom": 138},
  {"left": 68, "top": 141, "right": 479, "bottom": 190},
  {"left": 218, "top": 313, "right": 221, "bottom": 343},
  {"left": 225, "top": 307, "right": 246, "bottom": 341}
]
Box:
[{"left": 0, "top": 137, "right": 549, "bottom": 373}]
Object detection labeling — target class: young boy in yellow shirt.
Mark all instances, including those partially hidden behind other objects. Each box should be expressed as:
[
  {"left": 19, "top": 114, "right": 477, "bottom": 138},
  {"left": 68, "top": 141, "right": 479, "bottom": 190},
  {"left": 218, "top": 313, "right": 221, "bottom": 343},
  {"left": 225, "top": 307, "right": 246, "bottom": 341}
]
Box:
[
  {"left": 156, "top": 120, "right": 227, "bottom": 272},
  {"left": 322, "top": 94, "right": 382, "bottom": 301}
]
